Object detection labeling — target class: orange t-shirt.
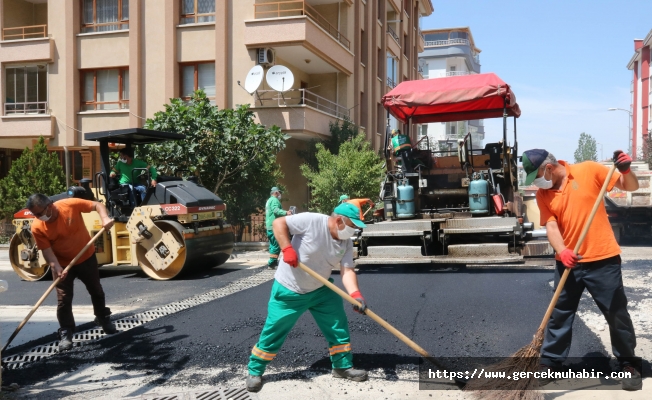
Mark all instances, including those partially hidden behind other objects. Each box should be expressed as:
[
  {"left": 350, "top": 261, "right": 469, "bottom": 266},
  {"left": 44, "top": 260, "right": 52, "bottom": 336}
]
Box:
[
  {"left": 32, "top": 198, "right": 95, "bottom": 267},
  {"left": 345, "top": 198, "right": 374, "bottom": 219},
  {"left": 536, "top": 160, "right": 621, "bottom": 263}
]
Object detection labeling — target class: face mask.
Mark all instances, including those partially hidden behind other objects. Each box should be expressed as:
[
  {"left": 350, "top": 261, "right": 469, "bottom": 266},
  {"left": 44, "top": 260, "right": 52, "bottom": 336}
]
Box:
[
  {"left": 337, "top": 220, "right": 356, "bottom": 240},
  {"left": 38, "top": 206, "right": 52, "bottom": 222},
  {"left": 276, "top": 194, "right": 282, "bottom": 200},
  {"left": 533, "top": 167, "right": 553, "bottom": 189},
  {"left": 118, "top": 157, "right": 127, "bottom": 163}
]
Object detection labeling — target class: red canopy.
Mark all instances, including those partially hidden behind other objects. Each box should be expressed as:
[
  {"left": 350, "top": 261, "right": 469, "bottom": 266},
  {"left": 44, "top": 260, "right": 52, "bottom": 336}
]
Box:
[{"left": 382, "top": 73, "right": 521, "bottom": 124}]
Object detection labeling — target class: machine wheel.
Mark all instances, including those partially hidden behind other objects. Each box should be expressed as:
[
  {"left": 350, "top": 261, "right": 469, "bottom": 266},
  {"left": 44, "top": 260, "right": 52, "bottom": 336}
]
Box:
[
  {"left": 9, "top": 234, "right": 51, "bottom": 281},
  {"left": 136, "top": 220, "right": 188, "bottom": 281}
]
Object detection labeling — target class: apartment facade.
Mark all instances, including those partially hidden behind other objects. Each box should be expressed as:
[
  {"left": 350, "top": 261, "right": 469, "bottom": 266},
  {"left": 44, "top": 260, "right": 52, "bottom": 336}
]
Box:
[
  {"left": 417, "top": 27, "right": 484, "bottom": 153},
  {"left": 0, "top": 0, "right": 433, "bottom": 210},
  {"left": 627, "top": 28, "right": 651, "bottom": 159}
]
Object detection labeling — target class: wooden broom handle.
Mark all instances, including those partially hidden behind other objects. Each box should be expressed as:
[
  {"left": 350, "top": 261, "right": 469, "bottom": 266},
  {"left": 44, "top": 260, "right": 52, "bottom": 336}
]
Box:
[
  {"left": 2, "top": 228, "right": 106, "bottom": 353},
  {"left": 537, "top": 164, "right": 617, "bottom": 332},
  {"left": 297, "top": 262, "right": 445, "bottom": 369}
]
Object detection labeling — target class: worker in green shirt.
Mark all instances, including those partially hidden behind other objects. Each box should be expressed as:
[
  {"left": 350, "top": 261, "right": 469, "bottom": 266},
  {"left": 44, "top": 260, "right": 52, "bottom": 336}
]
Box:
[
  {"left": 109, "top": 148, "right": 158, "bottom": 205},
  {"left": 388, "top": 128, "right": 413, "bottom": 173},
  {"left": 265, "top": 187, "right": 292, "bottom": 269}
]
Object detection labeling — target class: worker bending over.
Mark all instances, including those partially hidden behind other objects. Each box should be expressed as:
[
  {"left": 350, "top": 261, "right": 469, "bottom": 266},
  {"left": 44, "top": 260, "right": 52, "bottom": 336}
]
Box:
[{"left": 246, "top": 202, "right": 368, "bottom": 392}]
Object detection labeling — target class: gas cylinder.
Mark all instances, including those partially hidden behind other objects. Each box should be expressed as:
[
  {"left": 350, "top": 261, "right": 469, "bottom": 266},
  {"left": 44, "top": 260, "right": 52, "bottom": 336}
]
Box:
[
  {"left": 469, "top": 177, "right": 489, "bottom": 215},
  {"left": 396, "top": 180, "right": 415, "bottom": 218}
]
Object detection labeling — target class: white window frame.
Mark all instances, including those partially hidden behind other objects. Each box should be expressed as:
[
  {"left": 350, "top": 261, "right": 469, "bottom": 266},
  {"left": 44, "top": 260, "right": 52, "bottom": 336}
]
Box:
[{"left": 4, "top": 64, "right": 49, "bottom": 115}]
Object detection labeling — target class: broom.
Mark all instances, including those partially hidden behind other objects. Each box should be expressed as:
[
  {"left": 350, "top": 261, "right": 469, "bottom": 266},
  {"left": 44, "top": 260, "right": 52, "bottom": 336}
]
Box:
[{"left": 464, "top": 164, "right": 617, "bottom": 400}]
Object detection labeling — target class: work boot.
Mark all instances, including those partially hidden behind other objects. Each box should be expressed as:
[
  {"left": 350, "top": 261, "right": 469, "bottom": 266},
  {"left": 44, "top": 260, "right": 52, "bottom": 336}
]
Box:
[
  {"left": 332, "top": 367, "right": 368, "bottom": 382},
  {"left": 94, "top": 315, "right": 117, "bottom": 334},
  {"left": 538, "top": 364, "right": 556, "bottom": 387},
  {"left": 621, "top": 365, "right": 642, "bottom": 391},
  {"left": 58, "top": 329, "right": 73, "bottom": 352},
  {"left": 246, "top": 375, "right": 263, "bottom": 392}
]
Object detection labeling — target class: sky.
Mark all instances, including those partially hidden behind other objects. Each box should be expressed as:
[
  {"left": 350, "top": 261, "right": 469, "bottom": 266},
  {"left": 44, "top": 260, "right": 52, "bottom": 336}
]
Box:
[{"left": 420, "top": 0, "right": 652, "bottom": 162}]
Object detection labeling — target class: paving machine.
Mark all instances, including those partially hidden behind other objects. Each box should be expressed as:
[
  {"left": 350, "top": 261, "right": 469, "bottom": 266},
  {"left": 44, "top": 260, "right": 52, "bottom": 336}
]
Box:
[
  {"left": 9, "top": 128, "right": 234, "bottom": 281},
  {"left": 355, "top": 73, "right": 553, "bottom": 266}
]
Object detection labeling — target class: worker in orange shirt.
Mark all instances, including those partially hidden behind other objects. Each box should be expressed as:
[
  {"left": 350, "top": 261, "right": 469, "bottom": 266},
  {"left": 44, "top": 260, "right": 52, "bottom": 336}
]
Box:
[{"left": 339, "top": 195, "right": 374, "bottom": 221}]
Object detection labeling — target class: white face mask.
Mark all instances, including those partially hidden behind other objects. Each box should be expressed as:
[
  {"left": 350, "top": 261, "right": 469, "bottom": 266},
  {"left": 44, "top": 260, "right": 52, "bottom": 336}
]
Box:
[
  {"left": 118, "top": 157, "right": 127, "bottom": 163},
  {"left": 276, "top": 194, "right": 282, "bottom": 200},
  {"left": 337, "top": 220, "right": 356, "bottom": 240},
  {"left": 37, "top": 206, "right": 52, "bottom": 222},
  {"left": 533, "top": 167, "right": 553, "bottom": 189}
]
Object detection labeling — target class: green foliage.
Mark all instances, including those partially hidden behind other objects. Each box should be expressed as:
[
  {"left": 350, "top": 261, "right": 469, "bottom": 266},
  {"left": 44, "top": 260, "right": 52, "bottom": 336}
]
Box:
[
  {"left": 297, "top": 117, "right": 360, "bottom": 172},
  {"left": 300, "top": 135, "right": 385, "bottom": 214},
  {"left": 573, "top": 132, "right": 598, "bottom": 163},
  {"left": 141, "top": 90, "right": 287, "bottom": 236},
  {"left": 0, "top": 137, "right": 66, "bottom": 219},
  {"left": 636, "top": 136, "right": 652, "bottom": 169}
]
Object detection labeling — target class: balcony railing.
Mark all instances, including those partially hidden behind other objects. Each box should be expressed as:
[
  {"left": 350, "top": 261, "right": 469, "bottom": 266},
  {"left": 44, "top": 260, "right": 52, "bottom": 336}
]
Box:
[
  {"left": 253, "top": 1, "right": 350, "bottom": 49},
  {"left": 424, "top": 38, "right": 469, "bottom": 47},
  {"left": 255, "top": 89, "right": 349, "bottom": 119},
  {"left": 387, "top": 25, "right": 399, "bottom": 43},
  {"left": 387, "top": 77, "right": 396, "bottom": 88},
  {"left": 2, "top": 25, "right": 47, "bottom": 41},
  {"left": 4, "top": 102, "right": 48, "bottom": 115},
  {"left": 446, "top": 71, "right": 469, "bottom": 77}
]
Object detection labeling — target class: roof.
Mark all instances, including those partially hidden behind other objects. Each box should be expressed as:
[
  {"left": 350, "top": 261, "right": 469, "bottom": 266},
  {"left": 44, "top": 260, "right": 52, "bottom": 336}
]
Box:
[
  {"left": 84, "top": 128, "right": 185, "bottom": 144},
  {"left": 627, "top": 29, "right": 652, "bottom": 70},
  {"left": 382, "top": 72, "right": 521, "bottom": 124}
]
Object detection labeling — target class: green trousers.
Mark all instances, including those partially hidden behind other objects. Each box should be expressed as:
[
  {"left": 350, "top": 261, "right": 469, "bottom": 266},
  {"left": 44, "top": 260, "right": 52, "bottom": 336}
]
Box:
[
  {"left": 248, "top": 280, "right": 354, "bottom": 376},
  {"left": 267, "top": 230, "right": 280, "bottom": 266}
]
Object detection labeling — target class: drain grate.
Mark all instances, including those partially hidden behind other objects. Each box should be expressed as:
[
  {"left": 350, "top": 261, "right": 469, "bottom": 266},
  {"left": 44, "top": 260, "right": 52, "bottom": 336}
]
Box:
[
  {"left": 1, "top": 269, "right": 275, "bottom": 370},
  {"left": 122, "top": 387, "right": 257, "bottom": 400}
]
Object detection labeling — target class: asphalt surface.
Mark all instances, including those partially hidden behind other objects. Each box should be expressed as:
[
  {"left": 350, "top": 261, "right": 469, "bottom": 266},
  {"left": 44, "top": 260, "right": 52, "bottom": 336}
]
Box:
[{"left": 3, "top": 264, "right": 610, "bottom": 389}]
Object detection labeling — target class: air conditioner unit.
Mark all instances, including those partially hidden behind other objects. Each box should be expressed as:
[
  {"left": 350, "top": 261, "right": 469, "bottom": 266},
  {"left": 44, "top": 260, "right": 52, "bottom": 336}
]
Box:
[{"left": 258, "top": 48, "right": 275, "bottom": 66}]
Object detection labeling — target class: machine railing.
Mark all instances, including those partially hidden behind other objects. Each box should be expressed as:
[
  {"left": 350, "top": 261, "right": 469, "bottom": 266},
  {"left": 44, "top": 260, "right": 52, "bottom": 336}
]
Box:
[
  {"left": 254, "top": 89, "right": 349, "bottom": 119},
  {"left": 253, "top": 0, "right": 350, "bottom": 49},
  {"left": 2, "top": 25, "right": 47, "bottom": 41}
]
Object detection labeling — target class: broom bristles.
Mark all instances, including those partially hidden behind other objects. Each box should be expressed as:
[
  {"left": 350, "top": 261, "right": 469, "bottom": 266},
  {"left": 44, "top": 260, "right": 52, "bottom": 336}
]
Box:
[{"left": 464, "top": 329, "right": 545, "bottom": 400}]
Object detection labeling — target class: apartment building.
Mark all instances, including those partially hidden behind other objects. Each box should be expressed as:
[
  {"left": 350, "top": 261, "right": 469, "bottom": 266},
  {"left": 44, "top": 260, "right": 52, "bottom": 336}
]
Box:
[
  {"left": 627, "top": 28, "right": 651, "bottom": 159},
  {"left": 417, "top": 27, "right": 484, "bottom": 154},
  {"left": 0, "top": 0, "right": 433, "bottom": 210}
]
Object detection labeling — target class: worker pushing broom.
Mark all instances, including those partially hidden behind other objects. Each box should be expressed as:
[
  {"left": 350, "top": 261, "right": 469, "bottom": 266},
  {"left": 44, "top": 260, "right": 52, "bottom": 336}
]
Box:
[{"left": 466, "top": 149, "right": 642, "bottom": 399}]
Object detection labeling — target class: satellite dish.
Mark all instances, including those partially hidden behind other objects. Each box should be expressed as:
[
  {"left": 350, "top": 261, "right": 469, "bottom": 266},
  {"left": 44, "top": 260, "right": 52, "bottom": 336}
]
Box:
[
  {"left": 244, "top": 65, "right": 264, "bottom": 94},
  {"left": 266, "top": 65, "right": 294, "bottom": 92}
]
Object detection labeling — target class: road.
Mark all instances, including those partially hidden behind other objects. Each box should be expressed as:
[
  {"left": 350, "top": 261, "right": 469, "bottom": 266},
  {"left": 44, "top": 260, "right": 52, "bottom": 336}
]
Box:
[{"left": 1, "top": 247, "right": 650, "bottom": 399}]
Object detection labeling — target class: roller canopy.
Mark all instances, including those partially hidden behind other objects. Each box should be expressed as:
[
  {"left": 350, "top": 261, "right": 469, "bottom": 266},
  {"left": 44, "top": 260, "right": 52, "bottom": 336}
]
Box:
[
  {"left": 382, "top": 73, "right": 521, "bottom": 124},
  {"left": 84, "top": 128, "right": 184, "bottom": 144}
]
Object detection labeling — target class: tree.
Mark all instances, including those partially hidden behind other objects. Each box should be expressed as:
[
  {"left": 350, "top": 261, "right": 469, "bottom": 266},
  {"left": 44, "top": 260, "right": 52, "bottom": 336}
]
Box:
[
  {"left": 141, "top": 91, "right": 287, "bottom": 237},
  {"left": 573, "top": 132, "right": 598, "bottom": 163},
  {"left": 300, "top": 135, "right": 385, "bottom": 214},
  {"left": 0, "top": 137, "right": 67, "bottom": 219},
  {"left": 297, "top": 117, "right": 360, "bottom": 172}
]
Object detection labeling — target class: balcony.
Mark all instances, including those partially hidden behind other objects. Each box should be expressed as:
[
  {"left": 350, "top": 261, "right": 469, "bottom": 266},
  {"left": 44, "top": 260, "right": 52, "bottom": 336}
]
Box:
[
  {"left": 253, "top": 1, "right": 350, "bottom": 49},
  {"left": 0, "top": 114, "right": 54, "bottom": 138},
  {"left": 253, "top": 89, "right": 347, "bottom": 140},
  {"left": 424, "top": 38, "right": 470, "bottom": 47},
  {"left": 387, "top": 76, "right": 396, "bottom": 88},
  {"left": 2, "top": 0, "right": 48, "bottom": 40},
  {"left": 246, "top": 1, "right": 354, "bottom": 75},
  {"left": 446, "top": 71, "right": 469, "bottom": 77}
]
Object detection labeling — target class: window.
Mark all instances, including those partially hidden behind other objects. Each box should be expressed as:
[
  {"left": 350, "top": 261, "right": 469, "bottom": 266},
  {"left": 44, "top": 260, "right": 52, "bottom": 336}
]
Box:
[
  {"left": 450, "top": 31, "right": 468, "bottom": 40},
  {"left": 5, "top": 65, "right": 48, "bottom": 115},
  {"left": 180, "top": 0, "right": 216, "bottom": 25},
  {"left": 82, "top": 0, "right": 129, "bottom": 33},
  {"left": 387, "top": 53, "right": 397, "bottom": 87},
  {"left": 181, "top": 62, "right": 216, "bottom": 101},
  {"left": 81, "top": 68, "right": 129, "bottom": 111},
  {"left": 52, "top": 150, "right": 93, "bottom": 181}
]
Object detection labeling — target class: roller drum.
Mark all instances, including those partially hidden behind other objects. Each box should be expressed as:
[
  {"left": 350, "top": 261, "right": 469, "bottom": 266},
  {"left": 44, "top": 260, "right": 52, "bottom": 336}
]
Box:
[{"left": 136, "top": 220, "right": 234, "bottom": 280}]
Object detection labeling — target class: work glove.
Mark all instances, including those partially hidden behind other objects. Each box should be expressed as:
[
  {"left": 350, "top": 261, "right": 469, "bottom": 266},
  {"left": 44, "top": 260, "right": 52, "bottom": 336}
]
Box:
[
  {"left": 281, "top": 245, "right": 298, "bottom": 267},
  {"left": 350, "top": 291, "right": 367, "bottom": 314},
  {"left": 559, "top": 249, "right": 582, "bottom": 268},
  {"left": 613, "top": 150, "right": 632, "bottom": 174}
]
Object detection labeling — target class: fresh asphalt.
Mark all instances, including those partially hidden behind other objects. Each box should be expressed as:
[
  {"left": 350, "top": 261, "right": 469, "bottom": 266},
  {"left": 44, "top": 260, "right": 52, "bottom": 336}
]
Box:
[{"left": 2, "top": 261, "right": 615, "bottom": 390}]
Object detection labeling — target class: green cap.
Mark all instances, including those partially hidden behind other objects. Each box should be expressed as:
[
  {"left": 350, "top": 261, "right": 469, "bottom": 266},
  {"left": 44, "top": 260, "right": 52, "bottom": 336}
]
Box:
[
  {"left": 270, "top": 187, "right": 281, "bottom": 194},
  {"left": 339, "top": 194, "right": 349, "bottom": 203},
  {"left": 333, "top": 203, "right": 366, "bottom": 228},
  {"left": 522, "top": 149, "right": 549, "bottom": 186}
]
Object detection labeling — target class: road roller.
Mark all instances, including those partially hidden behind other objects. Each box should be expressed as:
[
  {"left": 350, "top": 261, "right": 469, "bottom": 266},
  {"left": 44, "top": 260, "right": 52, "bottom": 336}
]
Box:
[{"left": 9, "top": 128, "right": 234, "bottom": 281}]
